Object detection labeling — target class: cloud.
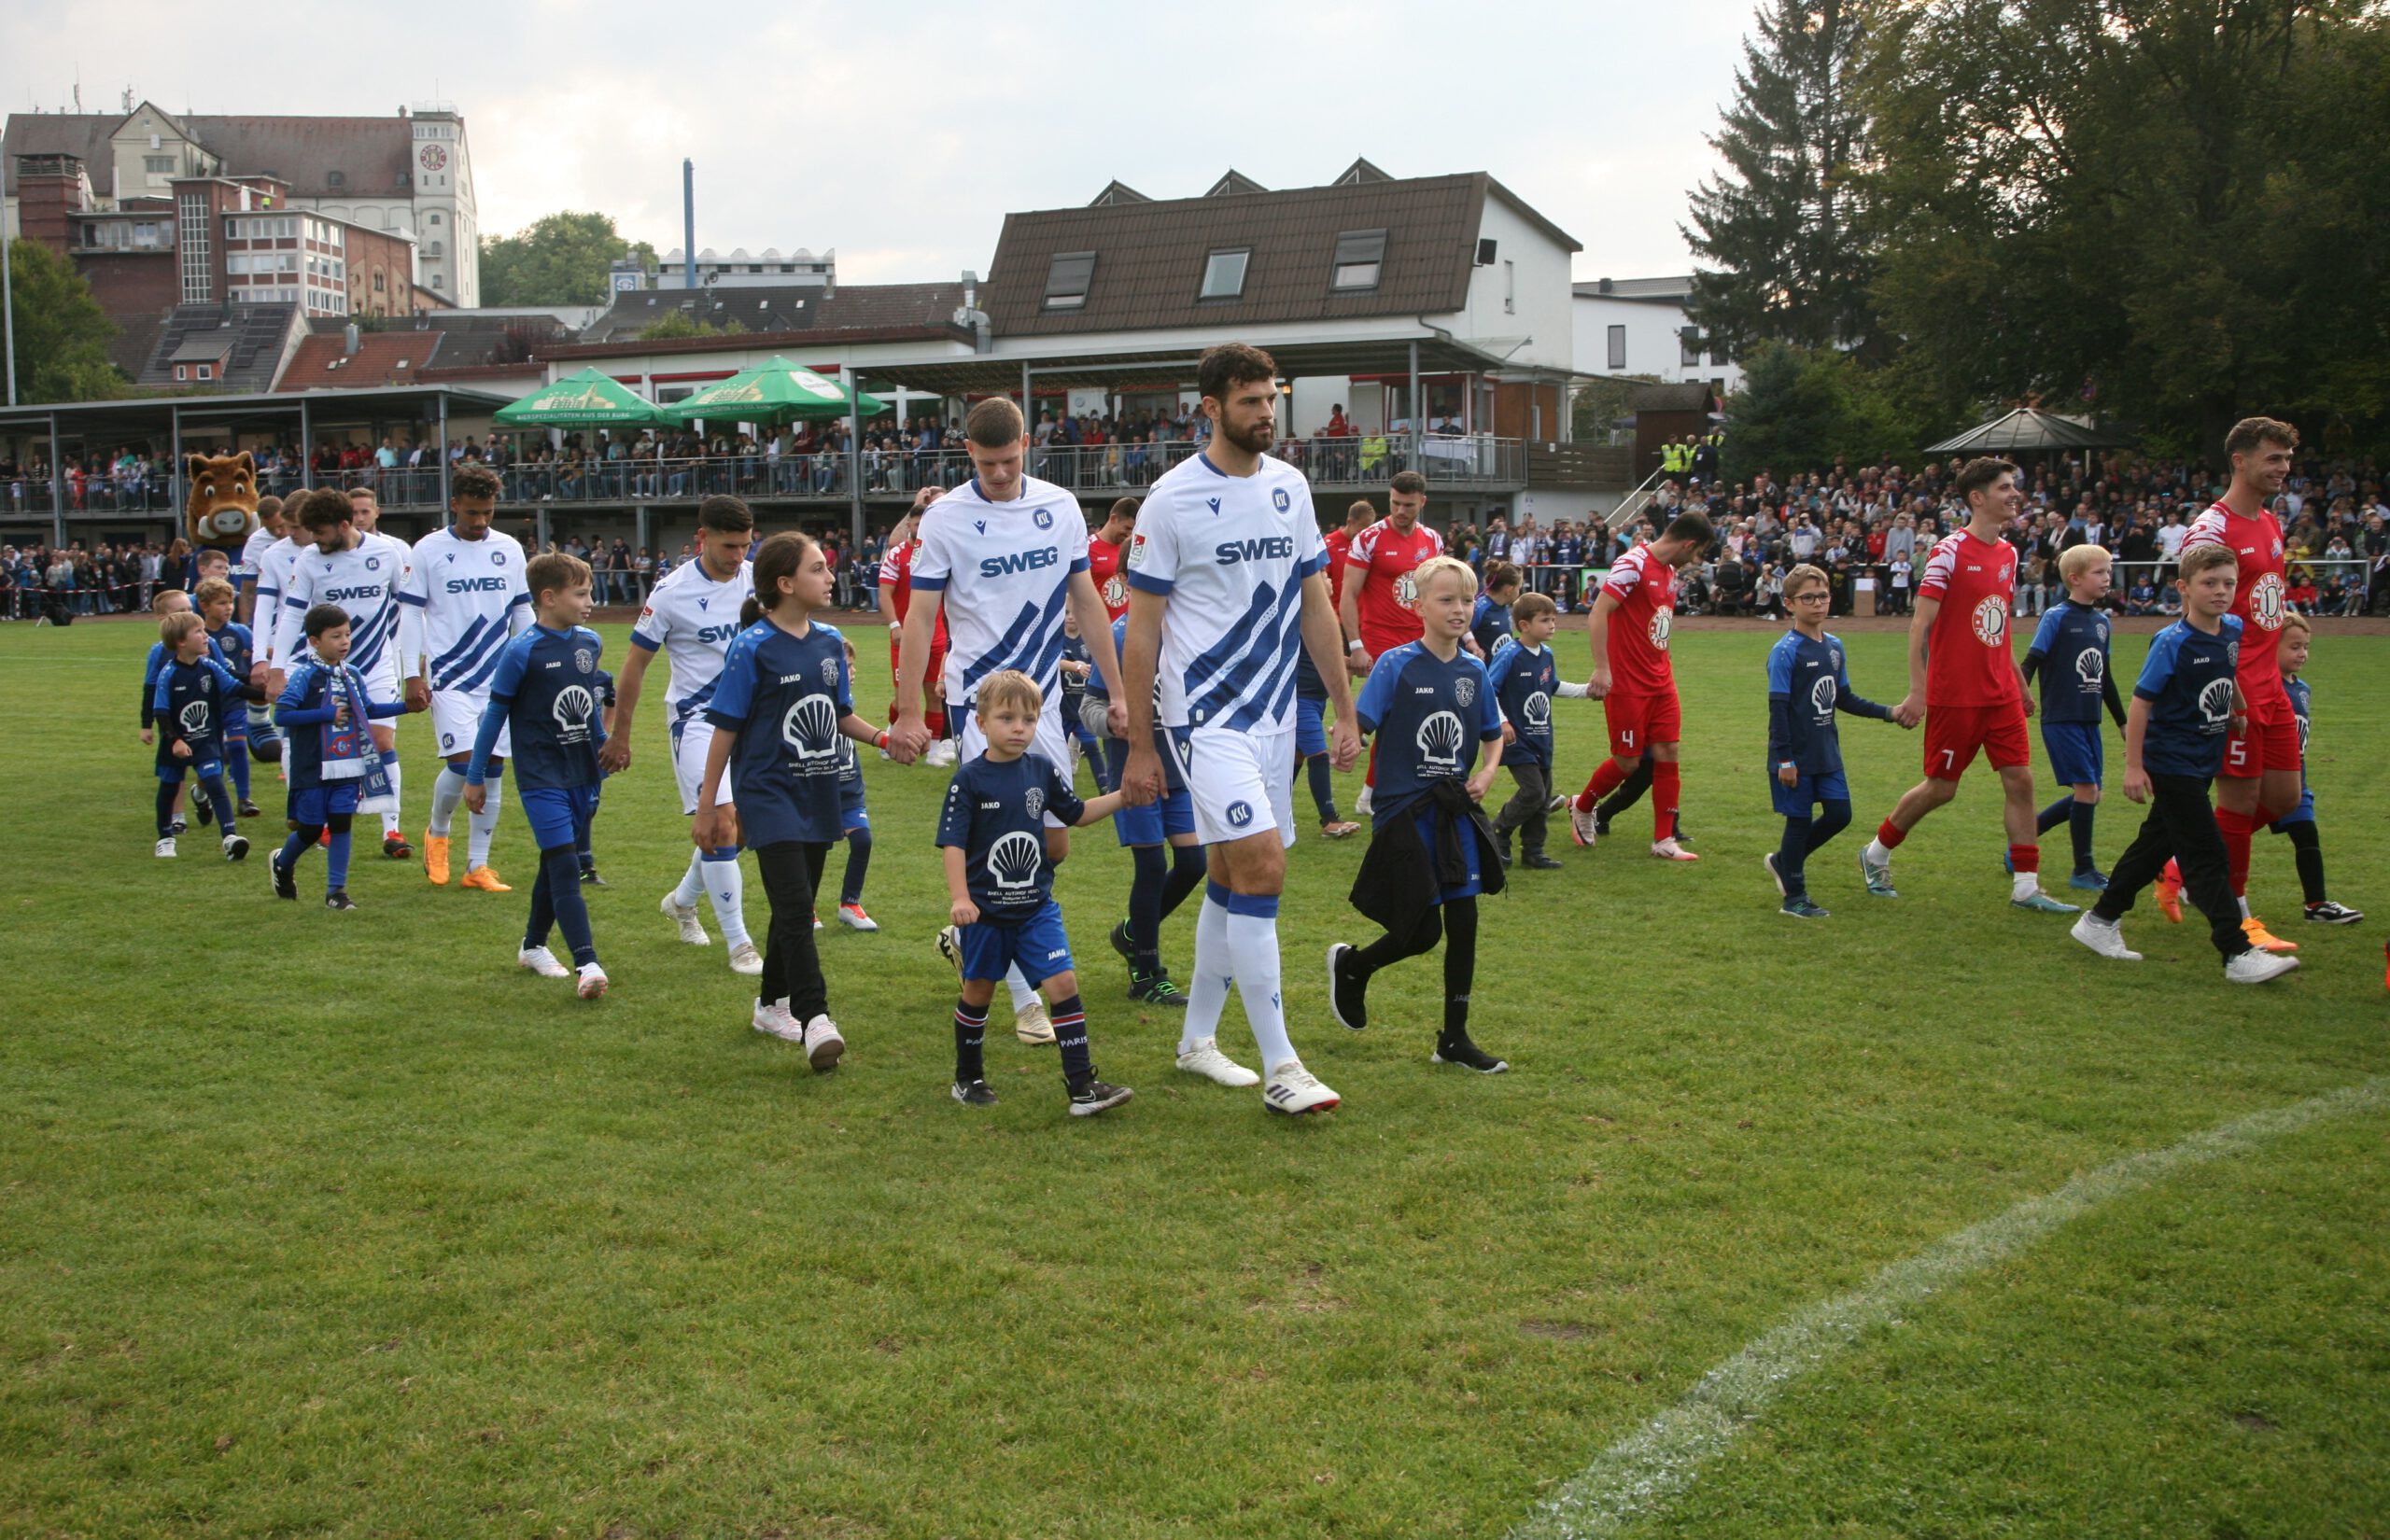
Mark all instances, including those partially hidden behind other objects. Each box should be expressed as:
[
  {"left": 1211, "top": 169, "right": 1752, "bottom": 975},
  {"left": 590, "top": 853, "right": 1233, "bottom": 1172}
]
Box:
[{"left": 1, "top": 0, "right": 1760, "bottom": 283}]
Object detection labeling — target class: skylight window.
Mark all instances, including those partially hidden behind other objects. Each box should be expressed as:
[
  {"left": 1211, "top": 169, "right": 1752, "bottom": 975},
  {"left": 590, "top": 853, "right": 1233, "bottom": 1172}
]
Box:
[
  {"left": 1330, "top": 229, "right": 1386, "bottom": 292},
  {"left": 1044, "top": 251, "right": 1096, "bottom": 310},
  {"left": 1199, "top": 248, "right": 1249, "bottom": 301}
]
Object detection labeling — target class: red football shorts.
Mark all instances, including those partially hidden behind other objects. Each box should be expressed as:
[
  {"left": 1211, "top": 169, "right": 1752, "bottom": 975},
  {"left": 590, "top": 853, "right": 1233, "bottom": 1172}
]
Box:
[
  {"left": 889, "top": 638, "right": 948, "bottom": 720},
  {"left": 2222, "top": 690, "right": 2300, "bottom": 777},
  {"left": 1603, "top": 689, "right": 1681, "bottom": 758},
  {"left": 1922, "top": 701, "right": 2031, "bottom": 780}
]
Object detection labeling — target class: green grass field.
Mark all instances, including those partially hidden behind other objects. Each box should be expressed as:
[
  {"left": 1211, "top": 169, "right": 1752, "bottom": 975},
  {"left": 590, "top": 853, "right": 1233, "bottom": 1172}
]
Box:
[{"left": 3, "top": 615, "right": 2385, "bottom": 1540}]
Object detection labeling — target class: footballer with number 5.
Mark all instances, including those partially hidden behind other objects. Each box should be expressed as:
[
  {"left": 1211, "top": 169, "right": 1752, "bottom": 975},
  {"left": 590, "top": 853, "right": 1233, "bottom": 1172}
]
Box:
[
  {"left": 1858, "top": 457, "right": 2078, "bottom": 914},
  {"left": 1119, "top": 342, "right": 1362, "bottom": 1114}
]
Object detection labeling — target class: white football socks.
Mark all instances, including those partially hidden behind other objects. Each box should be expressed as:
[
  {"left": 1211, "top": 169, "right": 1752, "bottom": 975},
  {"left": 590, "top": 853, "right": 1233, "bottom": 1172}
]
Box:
[
  {"left": 1225, "top": 905, "right": 1295, "bottom": 1071},
  {"left": 468, "top": 782, "right": 501, "bottom": 870},
  {"left": 1182, "top": 886, "right": 1234, "bottom": 1053},
  {"left": 703, "top": 854, "right": 752, "bottom": 950},
  {"left": 1863, "top": 836, "right": 1891, "bottom": 866},
  {"left": 1005, "top": 964, "right": 1037, "bottom": 1015},
  {"left": 428, "top": 765, "right": 468, "bottom": 839},
  {"left": 673, "top": 847, "right": 708, "bottom": 907},
  {"left": 383, "top": 757, "right": 403, "bottom": 836},
  {"left": 2010, "top": 870, "right": 2039, "bottom": 903}
]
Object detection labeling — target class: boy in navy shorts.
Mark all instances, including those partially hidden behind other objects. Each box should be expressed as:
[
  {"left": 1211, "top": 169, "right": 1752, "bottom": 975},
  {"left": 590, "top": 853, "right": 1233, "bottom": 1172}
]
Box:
[
  {"left": 1764, "top": 565, "right": 1904, "bottom": 917},
  {"left": 272, "top": 605, "right": 410, "bottom": 908},
  {"left": 466, "top": 553, "right": 611, "bottom": 999},
  {"left": 2069, "top": 545, "right": 2296, "bottom": 983},
  {"left": 150, "top": 610, "right": 261, "bottom": 861},
  {"left": 2021, "top": 544, "right": 2128, "bottom": 889},
  {"left": 937, "top": 669, "right": 1132, "bottom": 1115}
]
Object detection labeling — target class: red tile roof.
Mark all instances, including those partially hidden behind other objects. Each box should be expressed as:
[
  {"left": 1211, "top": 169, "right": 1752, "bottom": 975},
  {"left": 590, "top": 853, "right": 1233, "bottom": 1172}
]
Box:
[{"left": 275, "top": 331, "right": 446, "bottom": 391}]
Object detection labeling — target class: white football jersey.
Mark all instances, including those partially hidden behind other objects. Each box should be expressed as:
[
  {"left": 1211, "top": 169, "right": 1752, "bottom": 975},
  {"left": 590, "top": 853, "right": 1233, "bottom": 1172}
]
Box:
[
  {"left": 274, "top": 530, "right": 411, "bottom": 693},
  {"left": 629, "top": 557, "right": 755, "bottom": 722},
  {"left": 253, "top": 535, "right": 309, "bottom": 665},
  {"left": 1127, "top": 450, "right": 1324, "bottom": 733},
  {"left": 909, "top": 473, "right": 1088, "bottom": 711},
  {"left": 235, "top": 525, "right": 279, "bottom": 584},
  {"left": 397, "top": 526, "right": 532, "bottom": 694}
]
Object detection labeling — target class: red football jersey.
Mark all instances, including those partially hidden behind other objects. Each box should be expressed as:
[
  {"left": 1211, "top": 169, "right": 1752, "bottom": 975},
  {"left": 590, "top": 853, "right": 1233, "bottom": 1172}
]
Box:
[
  {"left": 1917, "top": 528, "right": 2020, "bottom": 707},
  {"left": 2182, "top": 502, "right": 2288, "bottom": 703},
  {"left": 1087, "top": 535, "right": 1130, "bottom": 621},
  {"left": 878, "top": 538, "right": 949, "bottom": 646},
  {"left": 1596, "top": 542, "right": 1678, "bottom": 696},
  {"left": 1324, "top": 526, "right": 1356, "bottom": 608},
  {"left": 1346, "top": 517, "right": 1444, "bottom": 654}
]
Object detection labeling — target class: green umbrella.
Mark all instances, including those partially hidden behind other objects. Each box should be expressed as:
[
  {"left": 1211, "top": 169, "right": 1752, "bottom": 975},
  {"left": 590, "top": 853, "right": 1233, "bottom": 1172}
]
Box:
[
  {"left": 663, "top": 356, "right": 885, "bottom": 426},
  {"left": 494, "top": 368, "right": 668, "bottom": 427}
]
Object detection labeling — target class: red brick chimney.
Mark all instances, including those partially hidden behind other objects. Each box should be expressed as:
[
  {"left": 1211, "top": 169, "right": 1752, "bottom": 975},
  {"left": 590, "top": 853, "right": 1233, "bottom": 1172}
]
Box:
[{"left": 13, "top": 154, "right": 89, "bottom": 256}]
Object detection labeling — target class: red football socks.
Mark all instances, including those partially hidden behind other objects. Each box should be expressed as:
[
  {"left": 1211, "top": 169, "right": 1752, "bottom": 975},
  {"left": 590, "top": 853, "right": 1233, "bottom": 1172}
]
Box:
[
  {"left": 1573, "top": 758, "right": 1628, "bottom": 814},
  {"left": 1652, "top": 762, "right": 1681, "bottom": 843},
  {"left": 1875, "top": 818, "right": 1907, "bottom": 850},
  {"left": 2008, "top": 843, "right": 2039, "bottom": 875},
  {"left": 2215, "top": 807, "right": 2253, "bottom": 895}
]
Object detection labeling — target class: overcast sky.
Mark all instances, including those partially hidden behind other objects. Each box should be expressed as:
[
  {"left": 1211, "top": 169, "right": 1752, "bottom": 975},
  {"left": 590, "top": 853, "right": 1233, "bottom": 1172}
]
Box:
[{"left": 4, "top": 0, "right": 1755, "bottom": 286}]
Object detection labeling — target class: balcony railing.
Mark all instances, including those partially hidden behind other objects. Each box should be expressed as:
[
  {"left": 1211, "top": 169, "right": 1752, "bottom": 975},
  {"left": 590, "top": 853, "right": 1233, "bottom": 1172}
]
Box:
[{"left": 0, "top": 432, "right": 1531, "bottom": 522}]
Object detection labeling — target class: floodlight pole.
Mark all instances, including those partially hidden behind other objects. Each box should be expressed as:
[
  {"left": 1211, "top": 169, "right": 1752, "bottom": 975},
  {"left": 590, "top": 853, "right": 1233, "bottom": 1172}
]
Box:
[{"left": 4, "top": 119, "right": 19, "bottom": 407}]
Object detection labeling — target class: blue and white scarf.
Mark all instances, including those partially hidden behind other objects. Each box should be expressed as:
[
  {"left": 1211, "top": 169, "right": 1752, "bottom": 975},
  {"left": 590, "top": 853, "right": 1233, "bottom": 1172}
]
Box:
[{"left": 316, "top": 663, "right": 397, "bottom": 814}]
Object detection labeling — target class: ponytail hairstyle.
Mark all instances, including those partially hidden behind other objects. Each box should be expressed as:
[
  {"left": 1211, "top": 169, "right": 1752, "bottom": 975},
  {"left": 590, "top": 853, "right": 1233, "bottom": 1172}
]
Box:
[{"left": 740, "top": 529, "right": 821, "bottom": 626}]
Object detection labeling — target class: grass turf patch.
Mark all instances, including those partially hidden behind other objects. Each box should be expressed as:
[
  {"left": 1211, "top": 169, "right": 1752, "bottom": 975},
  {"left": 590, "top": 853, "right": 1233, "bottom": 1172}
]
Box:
[{"left": 1, "top": 616, "right": 2383, "bottom": 1538}]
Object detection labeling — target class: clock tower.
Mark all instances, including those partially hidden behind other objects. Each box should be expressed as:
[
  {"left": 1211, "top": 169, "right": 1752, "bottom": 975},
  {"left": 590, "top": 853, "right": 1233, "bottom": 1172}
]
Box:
[{"left": 407, "top": 106, "right": 477, "bottom": 306}]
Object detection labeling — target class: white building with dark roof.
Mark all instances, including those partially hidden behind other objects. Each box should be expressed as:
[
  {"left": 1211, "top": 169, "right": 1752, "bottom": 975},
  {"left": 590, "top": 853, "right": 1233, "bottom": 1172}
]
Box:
[
  {"left": 4, "top": 100, "right": 480, "bottom": 304},
  {"left": 1571, "top": 275, "right": 1743, "bottom": 393}
]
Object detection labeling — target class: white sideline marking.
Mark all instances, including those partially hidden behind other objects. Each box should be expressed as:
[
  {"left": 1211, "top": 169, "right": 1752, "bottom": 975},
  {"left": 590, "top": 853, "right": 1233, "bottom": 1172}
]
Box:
[{"left": 1510, "top": 1076, "right": 2390, "bottom": 1540}]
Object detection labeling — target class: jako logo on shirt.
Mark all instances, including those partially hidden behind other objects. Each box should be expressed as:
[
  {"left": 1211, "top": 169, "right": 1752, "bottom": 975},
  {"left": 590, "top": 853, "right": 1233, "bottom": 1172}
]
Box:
[
  {"left": 1216, "top": 537, "right": 1296, "bottom": 564},
  {"left": 447, "top": 576, "right": 508, "bottom": 594},
  {"left": 978, "top": 547, "right": 1060, "bottom": 578}
]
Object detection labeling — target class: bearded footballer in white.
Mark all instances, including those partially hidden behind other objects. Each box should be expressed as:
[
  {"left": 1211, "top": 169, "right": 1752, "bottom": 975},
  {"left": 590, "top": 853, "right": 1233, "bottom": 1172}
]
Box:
[
  {"left": 598, "top": 497, "right": 765, "bottom": 976},
  {"left": 270, "top": 486, "right": 414, "bottom": 857},
  {"left": 1120, "top": 343, "right": 1362, "bottom": 1113},
  {"left": 396, "top": 465, "right": 531, "bottom": 890},
  {"left": 890, "top": 398, "right": 1134, "bottom": 1040}
]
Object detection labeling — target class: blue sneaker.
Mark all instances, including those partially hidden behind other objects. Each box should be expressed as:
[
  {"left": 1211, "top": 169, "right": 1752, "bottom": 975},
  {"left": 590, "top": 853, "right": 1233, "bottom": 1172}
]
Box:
[
  {"left": 2001, "top": 850, "right": 2015, "bottom": 875},
  {"left": 2068, "top": 869, "right": 2110, "bottom": 892},
  {"left": 1780, "top": 895, "right": 1832, "bottom": 919},
  {"left": 2012, "top": 889, "right": 2082, "bottom": 914},
  {"left": 1860, "top": 847, "right": 1898, "bottom": 898}
]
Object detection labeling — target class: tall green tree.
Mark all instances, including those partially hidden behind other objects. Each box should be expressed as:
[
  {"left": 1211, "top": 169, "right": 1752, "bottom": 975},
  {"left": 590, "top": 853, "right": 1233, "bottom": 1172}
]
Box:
[
  {"left": 4, "top": 239, "right": 122, "bottom": 403},
  {"left": 1722, "top": 340, "right": 1920, "bottom": 483},
  {"left": 1684, "top": 0, "right": 1879, "bottom": 357},
  {"left": 1864, "top": 0, "right": 2390, "bottom": 452},
  {"left": 479, "top": 213, "right": 657, "bottom": 308}
]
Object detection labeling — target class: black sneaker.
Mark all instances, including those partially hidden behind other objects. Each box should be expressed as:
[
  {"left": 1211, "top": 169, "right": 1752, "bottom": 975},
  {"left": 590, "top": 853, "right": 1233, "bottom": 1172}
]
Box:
[
  {"left": 237, "top": 799, "right": 260, "bottom": 818},
  {"left": 1127, "top": 970, "right": 1188, "bottom": 1008},
  {"left": 950, "top": 1079, "right": 999, "bottom": 1107},
  {"left": 1326, "top": 943, "right": 1368, "bottom": 1030},
  {"left": 270, "top": 854, "right": 297, "bottom": 900},
  {"left": 2304, "top": 900, "right": 2364, "bottom": 925},
  {"left": 1107, "top": 918, "right": 1135, "bottom": 962},
  {"left": 1067, "top": 1078, "right": 1134, "bottom": 1116},
  {"left": 170, "top": 819, "right": 188, "bottom": 835},
  {"left": 1591, "top": 813, "right": 1611, "bottom": 839},
  {"left": 1521, "top": 851, "right": 1564, "bottom": 870},
  {"left": 324, "top": 889, "right": 358, "bottom": 911},
  {"left": 196, "top": 800, "right": 215, "bottom": 828},
  {"left": 1432, "top": 1036, "right": 1510, "bottom": 1074},
  {"left": 580, "top": 867, "right": 608, "bottom": 887},
  {"left": 382, "top": 833, "right": 414, "bottom": 861}
]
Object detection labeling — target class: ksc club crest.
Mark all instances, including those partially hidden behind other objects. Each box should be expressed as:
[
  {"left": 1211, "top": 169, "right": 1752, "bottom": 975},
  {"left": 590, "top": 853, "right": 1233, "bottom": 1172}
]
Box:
[
  {"left": 1033, "top": 508, "right": 1053, "bottom": 531},
  {"left": 1272, "top": 487, "right": 1291, "bottom": 513},
  {"left": 1972, "top": 596, "right": 2008, "bottom": 647}
]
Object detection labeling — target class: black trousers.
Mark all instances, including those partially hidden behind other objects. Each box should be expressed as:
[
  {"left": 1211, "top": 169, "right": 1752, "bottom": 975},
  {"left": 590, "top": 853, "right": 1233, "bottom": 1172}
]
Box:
[
  {"left": 755, "top": 840, "right": 832, "bottom": 1019},
  {"left": 1491, "top": 761, "right": 1551, "bottom": 854},
  {"left": 2093, "top": 773, "right": 2248, "bottom": 959}
]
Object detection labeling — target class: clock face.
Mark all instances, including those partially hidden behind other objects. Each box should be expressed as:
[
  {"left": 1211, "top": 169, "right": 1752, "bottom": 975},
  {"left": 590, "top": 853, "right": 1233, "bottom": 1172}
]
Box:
[{"left": 419, "top": 144, "right": 447, "bottom": 172}]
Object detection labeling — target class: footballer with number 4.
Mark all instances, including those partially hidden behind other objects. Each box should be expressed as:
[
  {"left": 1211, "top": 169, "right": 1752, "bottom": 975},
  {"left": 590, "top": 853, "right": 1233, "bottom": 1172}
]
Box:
[
  {"left": 397, "top": 464, "right": 530, "bottom": 893},
  {"left": 1120, "top": 342, "right": 1363, "bottom": 1113},
  {"left": 1857, "top": 457, "right": 2079, "bottom": 914}
]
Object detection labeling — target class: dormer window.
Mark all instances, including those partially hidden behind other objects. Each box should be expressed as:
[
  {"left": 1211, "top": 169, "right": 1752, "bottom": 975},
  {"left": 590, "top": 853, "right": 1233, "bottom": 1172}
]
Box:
[{"left": 1043, "top": 251, "right": 1095, "bottom": 310}]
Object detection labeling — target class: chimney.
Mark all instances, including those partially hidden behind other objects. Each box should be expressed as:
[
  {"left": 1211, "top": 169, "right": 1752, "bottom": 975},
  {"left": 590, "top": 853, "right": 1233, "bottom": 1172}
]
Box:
[
  {"left": 13, "top": 153, "right": 86, "bottom": 257},
  {"left": 344, "top": 324, "right": 362, "bottom": 357}
]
